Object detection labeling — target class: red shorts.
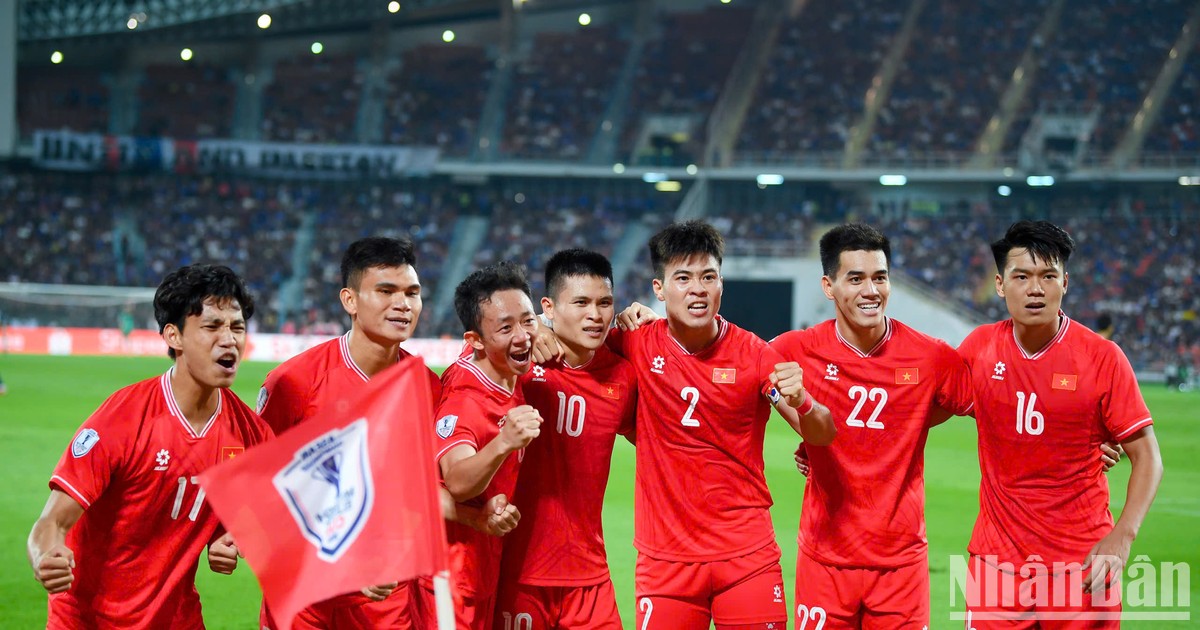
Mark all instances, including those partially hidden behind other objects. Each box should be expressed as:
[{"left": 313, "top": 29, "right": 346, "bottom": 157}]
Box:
[
  {"left": 635, "top": 542, "right": 788, "bottom": 629},
  {"left": 964, "top": 554, "right": 1121, "bottom": 629},
  {"left": 260, "top": 581, "right": 419, "bottom": 630},
  {"left": 493, "top": 579, "right": 623, "bottom": 629},
  {"left": 413, "top": 580, "right": 493, "bottom": 630},
  {"left": 793, "top": 550, "right": 928, "bottom": 629}
]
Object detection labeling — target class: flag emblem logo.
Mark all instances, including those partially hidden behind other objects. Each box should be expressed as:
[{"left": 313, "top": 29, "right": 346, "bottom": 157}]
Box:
[
  {"left": 1052, "top": 373, "right": 1078, "bottom": 391},
  {"left": 895, "top": 368, "right": 919, "bottom": 385},
  {"left": 273, "top": 419, "right": 374, "bottom": 563},
  {"left": 713, "top": 368, "right": 737, "bottom": 384},
  {"left": 601, "top": 383, "right": 621, "bottom": 399}
]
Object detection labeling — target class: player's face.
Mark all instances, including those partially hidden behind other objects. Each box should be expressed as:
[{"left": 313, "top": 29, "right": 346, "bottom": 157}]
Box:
[
  {"left": 341, "top": 265, "right": 422, "bottom": 345},
  {"left": 823, "top": 249, "right": 890, "bottom": 332},
  {"left": 470, "top": 288, "right": 538, "bottom": 378},
  {"left": 996, "top": 247, "right": 1068, "bottom": 329},
  {"left": 168, "top": 297, "right": 247, "bottom": 390},
  {"left": 543, "top": 274, "right": 615, "bottom": 355},
  {"left": 653, "top": 254, "right": 723, "bottom": 331}
]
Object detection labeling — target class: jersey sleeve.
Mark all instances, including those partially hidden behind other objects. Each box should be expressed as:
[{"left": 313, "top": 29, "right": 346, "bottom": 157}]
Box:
[
  {"left": 433, "top": 395, "right": 486, "bottom": 464},
  {"left": 1099, "top": 342, "right": 1153, "bottom": 441},
  {"left": 257, "top": 368, "right": 310, "bottom": 437},
  {"left": 934, "top": 342, "right": 975, "bottom": 419},
  {"left": 757, "top": 340, "right": 787, "bottom": 400},
  {"left": 49, "top": 397, "right": 126, "bottom": 510},
  {"left": 617, "top": 364, "right": 638, "bottom": 441},
  {"left": 604, "top": 326, "right": 630, "bottom": 358}
]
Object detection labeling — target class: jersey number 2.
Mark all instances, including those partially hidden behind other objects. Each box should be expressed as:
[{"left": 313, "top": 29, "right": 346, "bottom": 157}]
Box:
[{"left": 680, "top": 387, "right": 701, "bottom": 427}]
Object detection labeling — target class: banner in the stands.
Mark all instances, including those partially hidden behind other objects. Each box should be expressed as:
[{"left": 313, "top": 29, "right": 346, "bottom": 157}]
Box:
[{"left": 32, "top": 130, "right": 440, "bottom": 178}]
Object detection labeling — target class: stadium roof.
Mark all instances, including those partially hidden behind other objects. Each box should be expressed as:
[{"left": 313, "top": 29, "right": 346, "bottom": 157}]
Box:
[{"left": 18, "top": 0, "right": 615, "bottom": 43}]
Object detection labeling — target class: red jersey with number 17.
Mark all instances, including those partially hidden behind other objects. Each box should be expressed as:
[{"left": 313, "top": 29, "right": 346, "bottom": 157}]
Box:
[
  {"left": 607, "top": 316, "right": 783, "bottom": 562},
  {"left": 501, "top": 346, "right": 637, "bottom": 586},
  {"left": 434, "top": 358, "right": 527, "bottom": 596},
  {"left": 771, "top": 318, "right": 974, "bottom": 568},
  {"left": 48, "top": 370, "right": 272, "bottom": 630},
  {"left": 958, "top": 313, "right": 1153, "bottom": 566}
]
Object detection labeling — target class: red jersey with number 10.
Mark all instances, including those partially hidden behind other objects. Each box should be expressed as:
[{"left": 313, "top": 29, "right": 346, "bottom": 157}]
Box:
[
  {"left": 771, "top": 318, "right": 974, "bottom": 568},
  {"left": 48, "top": 370, "right": 271, "bottom": 629},
  {"left": 501, "top": 346, "right": 637, "bottom": 586},
  {"left": 958, "top": 313, "right": 1153, "bottom": 566},
  {"left": 608, "top": 317, "right": 783, "bottom": 562}
]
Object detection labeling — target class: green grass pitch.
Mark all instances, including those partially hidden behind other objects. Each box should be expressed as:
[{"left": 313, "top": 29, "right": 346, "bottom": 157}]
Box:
[{"left": 1, "top": 354, "right": 1197, "bottom": 628}]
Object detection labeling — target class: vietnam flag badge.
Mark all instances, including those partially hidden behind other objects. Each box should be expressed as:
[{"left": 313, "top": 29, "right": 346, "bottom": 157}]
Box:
[
  {"left": 712, "top": 368, "right": 737, "bottom": 384},
  {"left": 1052, "top": 373, "right": 1078, "bottom": 391},
  {"left": 600, "top": 383, "right": 622, "bottom": 400},
  {"left": 895, "top": 368, "right": 920, "bottom": 385},
  {"left": 221, "top": 446, "right": 245, "bottom": 461}
]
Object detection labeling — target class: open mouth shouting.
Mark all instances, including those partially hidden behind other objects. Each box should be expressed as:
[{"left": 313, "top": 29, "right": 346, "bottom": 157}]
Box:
[{"left": 215, "top": 353, "right": 238, "bottom": 376}]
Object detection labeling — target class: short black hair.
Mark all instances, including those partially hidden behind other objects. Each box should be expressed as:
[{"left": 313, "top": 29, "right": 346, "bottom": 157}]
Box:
[
  {"left": 545, "top": 249, "right": 613, "bottom": 300},
  {"left": 990, "top": 220, "right": 1075, "bottom": 274},
  {"left": 454, "top": 261, "right": 532, "bottom": 334},
  {"left": 648, "top": 220, "right": 724, "bottom": 280},
  {"left": 341, "top": 236, "right": 418, "bottom": 290},
  {"left": 154, "top": 264, "right": 255, "bottom": 359},
  {"left": 819, "top": 223, "right": 892, "bottom": 277}
]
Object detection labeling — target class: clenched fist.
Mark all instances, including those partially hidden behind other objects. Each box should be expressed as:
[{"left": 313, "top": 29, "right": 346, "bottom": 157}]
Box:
[
  {"left": 498, "top": 405, "right": 542, "bottom": 453},
  {"left": 769, "top": 362, "right": 808, "bottom": 410}
]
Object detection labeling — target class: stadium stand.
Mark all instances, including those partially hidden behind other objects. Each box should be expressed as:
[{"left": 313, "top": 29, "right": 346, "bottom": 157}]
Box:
[
  {"left": 1144, "top": 40, "right": 1200, "bottom": 153},
  {"left": 17, "top": 67, "right": 109, "bottom": 136},
  {"left": 136, "top": 63, "right": 236, "bottom": 138},
  {"left": 262, "top": 53, "right": 362, "bottom": 144},
  {"left": 383, "top": 44, "right": 492, "bottom": 157}
]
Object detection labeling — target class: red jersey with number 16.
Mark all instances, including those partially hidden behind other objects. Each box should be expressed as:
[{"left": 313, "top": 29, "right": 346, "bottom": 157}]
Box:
[
  {"left": 48, "top": 370, "right": 271, "bottom": 630},
  {"left": 771, "top": 318, "right": 974, "bottom": 568},
  {"left": 607, "top": 317, "right": 783, "bottom": 562},
  {"left": 501, "top": 346, "right": 637, "bottom": 586},
  {"left": 958, "top": 313, "right": 1153, "bottom": 566}
]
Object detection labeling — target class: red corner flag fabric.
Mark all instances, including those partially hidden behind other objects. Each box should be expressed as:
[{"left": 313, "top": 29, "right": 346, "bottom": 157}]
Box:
[{"left": 199, "top": 356, "right": 448, "bottom": 630}]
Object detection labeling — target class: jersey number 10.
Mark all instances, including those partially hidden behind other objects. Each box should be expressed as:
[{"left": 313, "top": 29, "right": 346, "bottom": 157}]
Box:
[{"left": 555, "top": 392, "right": 586, "bottom": 437}]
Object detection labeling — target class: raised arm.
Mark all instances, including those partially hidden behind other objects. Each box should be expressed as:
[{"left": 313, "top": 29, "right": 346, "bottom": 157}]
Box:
[{"left": 440, "top": 405, "right": 542, "bottom": 502}]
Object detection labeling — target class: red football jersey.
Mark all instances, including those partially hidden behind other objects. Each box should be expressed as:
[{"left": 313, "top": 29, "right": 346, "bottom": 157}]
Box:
[
  {"left": 256, "top": 333, "right": 441, "bottom": 615},
  {"left": 607, "top": 317, "right": 782, "bottom": 562},
  {"left": 501, "top": 346, "right": 638, "bottom": 586},
  {"left": 958, "top": 313, "right": 1153, "bottom": 566},
  {"left": 258, "top": 333, "right": 442, "bottom": 436},
  {"left": 434, "top": 358, "right": 527, "bottom": 596},
  {"left": 771, "top": 318, "right": 974, "bottom": 568},
  {"left": 48, "top": 370, "right": 272, "bottom": 629}
]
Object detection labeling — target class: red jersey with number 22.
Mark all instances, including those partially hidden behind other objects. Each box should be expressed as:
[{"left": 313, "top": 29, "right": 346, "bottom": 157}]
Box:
[
  {"left": 608, "top": 316, "right": 782, "bottom": 562},
  {"left": 48, "top": 370, "right": 271, "bottom": 630},
  {"left": 771, "top": 318, "right": 974, "bottom": 568},
  {"left": 959, "top": 314, "right": 1153, "bottom": 566}
]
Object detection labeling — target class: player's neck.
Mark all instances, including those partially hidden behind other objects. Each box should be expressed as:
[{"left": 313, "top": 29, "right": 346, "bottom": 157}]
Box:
[
  {"left": 347, "top": 327, "right": 400, "bottom": 378},
  {"left": 835, "top": 318, "right": 886, "bottom": 355},
  {"left": 169, "top": 366, "right": 220, "bottom": 433},
  {"left": 1013, "top": 314, "right": 1063, "bottom": 356},
  {"left": 559, "top": 337, "right": 596, "bottom": 368},
  {"left": 471, "top": 354, "right": 518, "bottom": 393},
  {"left": 667, "top": 317, "right": 720, "bottom": 354}
]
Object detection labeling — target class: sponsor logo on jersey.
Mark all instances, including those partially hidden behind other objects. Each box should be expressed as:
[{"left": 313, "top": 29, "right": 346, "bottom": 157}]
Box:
[
  {"left": 71, "top": 428, "right": 100, "bottom": 458},
  {"left": 825, "top": 363, "right": 839, "bottom": 381},
  {"left": 435, "top": 414, "right": 458, "bottom": 439},
  {"left": 1052, "top": 373, "right": 1078, "bottom": 391},
  {"left": 992, "top": 361, "right": 1007, "bottom": 381},
  {"left": 531, "top": 365, "right": 547, "bottom": 382},
  {"left": 712, "top": 368, "right": 737, "bottom": 384},
  {"left": 895, "top": 367, "right": 920, "bottom": 385},
  {"left": 273, "top": 419, "right": 374, "bottom": 563},
  {"left": 256, "top": 386, "right": 269, "bottom": 414},
  {"left": 651, "top": 355, "right": 666, "bottom": 374},
  {"left": 155, "top": 448, "right": 171, "bottom": 471}
]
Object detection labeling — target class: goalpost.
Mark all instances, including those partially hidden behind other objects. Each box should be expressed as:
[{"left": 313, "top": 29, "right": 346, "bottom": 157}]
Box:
[{"left": 0, "top": 282, "right": 157, "bottom": 331}]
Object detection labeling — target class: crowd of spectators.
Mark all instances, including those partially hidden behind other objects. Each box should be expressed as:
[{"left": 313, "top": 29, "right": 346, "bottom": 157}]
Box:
[
  {"left": 869, "top": 0, "right": 1046, "bottom": 160},
  {"left": 136, "top": 63, "right": 236, "bottom": 139},
  {"left": 501, "top": 25, "right": 626, "bottom": 160},
  {"left": 262, "top": 53, "right": 363, "bottom": 144},
  {"left": 738, "top": 0, "right": 903, "bottom": 162},
  {"left": 1005, "top": 0, "right": 1188, "bottom": 156},
  {"left": 1143, "top": 40, "right": 1200, "bottom": 154},
  {"left": 383, "top": 44, "right": 493, "bottom": 157},
  {"left": 622, "top": 5, "right": 754, "bottom": 163},
  {"left": 17, "top": 67, "right": 110, "bottom": 136}
]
